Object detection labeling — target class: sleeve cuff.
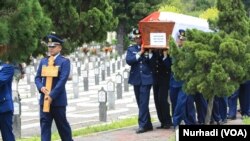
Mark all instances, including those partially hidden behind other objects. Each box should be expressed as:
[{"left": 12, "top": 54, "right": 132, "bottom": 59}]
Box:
[{"left": 136, "top": 53, "right": 141, "bottom": 60}]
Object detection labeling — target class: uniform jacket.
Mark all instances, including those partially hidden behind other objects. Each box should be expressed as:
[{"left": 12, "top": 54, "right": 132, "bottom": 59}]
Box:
[
  {"left": 126, "top": 45, "right": 153, "bottom": 85},
  {"left": 0, "top": 63, "right": 14, "bottom": 113},
  {"left": 150, "top": 51, "right": 171, "bottom": 85},
  {"left": 164, "top": 57, "right": 183, "bottom": 88},
  {"left": 35, "top": 55, "right": 70, "bottom": 106}
]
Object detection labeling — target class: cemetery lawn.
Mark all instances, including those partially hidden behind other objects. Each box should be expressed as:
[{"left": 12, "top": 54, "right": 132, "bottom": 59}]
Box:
[
  {"left": 17, "top": 116, "right": 156, "bottom": 141},
  {"left": 242, "top": 116, "right": 250, "bottom": 124}
]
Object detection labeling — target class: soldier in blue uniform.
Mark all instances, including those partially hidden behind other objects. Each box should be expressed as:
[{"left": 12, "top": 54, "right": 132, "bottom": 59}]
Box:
[
  {"left": 0, "top": 61, "right": 15, "bottom": 141},
  {"left": 150, "top": 49, "right": 172, "bottom": 129},
  {"left": 227, "top": 81, "right": 250, "bottom": 120},
  {"left": 126, "top": 29, "right": 153, "bottom": 134},
  {"left": 35, "top": 33, "right": 73, "bottom": 141},
  {"left": 185, "top": 93, "right": 207, "bottom": 125},
  {"left": 239, "top": 80, "right": 250, "bottom": 117},
  {"left": 165, "top": 29, "right": 188, "bottom": 128},
  {"left": 211, "top": 96, "right": 224, "bottom": 125},
  {"left": 227, "top": 89, "right": 239, "bottom": 120}
]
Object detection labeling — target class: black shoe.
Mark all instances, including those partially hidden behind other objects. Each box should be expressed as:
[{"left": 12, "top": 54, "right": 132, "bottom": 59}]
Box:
[
  {"left": 156, "top": 125, "right": 171, "bottom": 129},
  {"left": 210, "top": 121, "right": 215, "bottom": 125},
  {"left": 162, "top": 125, "right": 171, "bottom": 129},
  {"left": 216, "top": 120, "right": 224, "bottom": 125},
  {"left": 227, "top": 116, "right": 236, "bottom": 120},
  {"left": 222, "top": 119, "right": 227, "bottom": 123},
  {"left": 136, "top": 127, "right": 153, "bottom": 134}
]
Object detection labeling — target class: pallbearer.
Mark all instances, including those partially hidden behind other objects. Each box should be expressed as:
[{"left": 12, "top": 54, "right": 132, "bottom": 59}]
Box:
[
  {"left": 0, "top": 56, "right": 15, "bottom": 141},
  {"left": 35, "top": 32, "right": 73, "bottom": 141},
  {"left": 126, "top": 29, "right": 154, "bottom": 134}
]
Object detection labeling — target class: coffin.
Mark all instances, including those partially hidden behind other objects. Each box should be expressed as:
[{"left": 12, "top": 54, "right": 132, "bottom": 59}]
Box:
[{"left": 139, "top": 11, "right": 211, "bottom": 49}]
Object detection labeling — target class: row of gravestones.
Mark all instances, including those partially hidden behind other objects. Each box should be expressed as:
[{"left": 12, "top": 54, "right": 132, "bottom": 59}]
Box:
[
  {"left": 11, "top": 52, "right": 131, "bottom": 139},
  {"left": 20, "top": 52, "right": 127, "bottom": 99}
]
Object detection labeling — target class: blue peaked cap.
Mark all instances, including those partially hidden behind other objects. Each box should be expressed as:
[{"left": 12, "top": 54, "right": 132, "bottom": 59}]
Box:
[
  {"left": 178, "top": 29, "right": 185, "bottom": 40},
  {"left": 132, "top": 29, "right": 141, "bottom": 38},
  {"left": 44, "top": 33, "right": 64, "bottom": 47}
]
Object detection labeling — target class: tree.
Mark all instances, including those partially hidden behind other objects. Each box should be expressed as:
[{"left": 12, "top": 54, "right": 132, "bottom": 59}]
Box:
[
  {"left": 243, "top": 0, "right": 250, "bottom": 17},
  {"left": 193, "top": 0, "right": 216, "bottom": 11},
  {"left": 0, "top": 0, "right": 51, "bottom": 63},
  {"left": 39, "top": 0, "right": 118, "bottom": 54},
  {"left": 169, "top": 0, "right": 250, "bottom": 124},
  {"left": 112, "top": 0, "right": 163, "bottom": 55},
  {"left": 158, "top": 5, "right": 181, "bottom": 13},
  {"left": 162, "top": 0, "right": 216, "bottom": 16},
  {"left": 199, "top": 7, "right": 219, "bottom": 20}
]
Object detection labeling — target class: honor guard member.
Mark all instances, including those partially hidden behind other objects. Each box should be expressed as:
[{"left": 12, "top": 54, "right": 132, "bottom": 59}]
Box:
[
  {"left": 185, "top": 92, "right": 207, "bottom": 125},
  {"left": 0, "top": 61, "right": 15, "bottom": 141},
  {"left": 165, "top": 29, "right": 188, "bottom": 129},
  {"left": 150, "top": 49, "right": 172, "bottom": 129},
  {"left": 228, "top": 81, "right": 250, "bottom": 119},
  {"left": 35, "top": 33, "right": 73, "bottom": 141},
  {"left": 227, "top": 89, "right": 239, "bottom": 120},
  {"left": 126, "top": 29, "right": 154, "bottom": 133},
  {"left": 238, "top": 80, "right": 250, "bottom": 117},
  {"left": 210, "top": 96, "right": 228, "bottom": 125}
]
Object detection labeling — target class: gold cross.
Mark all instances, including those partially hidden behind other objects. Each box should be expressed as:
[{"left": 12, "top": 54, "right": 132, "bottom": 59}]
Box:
[{"left": 41, "top": 56, "right": 59, "bottom": 112}]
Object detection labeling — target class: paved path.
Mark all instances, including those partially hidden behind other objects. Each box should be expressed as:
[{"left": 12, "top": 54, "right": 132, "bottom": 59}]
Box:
[
  {"left": 0, "top": 117, "right": 244, "bottom": 141},
  {"left": 73, "top": 122, "right": 174, "bottom": 141},
  {"left": 70, "top": 115, "right": 244, "bottom": 141}
]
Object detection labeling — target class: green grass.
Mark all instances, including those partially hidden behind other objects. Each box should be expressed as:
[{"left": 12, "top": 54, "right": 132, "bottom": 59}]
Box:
[
  {"left": 242, "top": 116, "right": 250, "bottom": 124},
  {"left": 17, "top": 116, "right": 152, "bottom": 141},
  {"left": 169, "top": 134, "right": 176, "bottom": 141}
]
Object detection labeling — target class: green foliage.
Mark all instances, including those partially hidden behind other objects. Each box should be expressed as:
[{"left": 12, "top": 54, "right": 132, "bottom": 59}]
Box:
[
  {"left": 0, "top": 20, "right": 9, "bottom": 44},
  {"left": 0, "top": 0, "right": 51, "bottom": 63},
  {"left": 199, "top": 7, "right": 219, "bottom": 20},
  {"left": 169, "top": 0, "right": 250, "bottom": 99},
  {"left": 242, "top": 116, "right": 250, "bottom": 125},
  {"left": 161, "top": 0, "right": 216, "bottom": 16},
  {"left": 17, "top": 116, "right": 144, "bottom": 141},
  {"left": 112, "top": 0, "right": 163, "bottom": 54},
  {"left": 113, "top": 0, "right": 163, "bottom": 31},
  {"left": 193, "top": 0, "right": 216, "bottom": 11},
  {"left": 40, "top": 0, "right": 118, "bottom": 46},
  {"left": 170, "top": 30, "right": 250, "bottom": 99},
  {"left": 159, "top": 5, "right": 181, "bottom": 13},
  {"left": 217, "top": 0, "right": 249, "bottom": 36}
]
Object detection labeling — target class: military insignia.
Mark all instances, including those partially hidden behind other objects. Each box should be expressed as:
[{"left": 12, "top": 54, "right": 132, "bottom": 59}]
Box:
[
  {"left": 48, "top": 38, "right": 52, "bottom": 43},
  {"left": 135, "top": 30, "right": 139, "bottom": 34}
]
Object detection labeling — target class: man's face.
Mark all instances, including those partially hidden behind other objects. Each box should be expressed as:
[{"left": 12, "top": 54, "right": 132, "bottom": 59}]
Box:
[
  {"left": 134, "top": 37, "right": 142, "bottom": 45},
  {"left": 48, "top": 45, "right": 62, "bottom": 56},
  {"left": 176, "top": 38, "right": 185, "bottom": 47}
]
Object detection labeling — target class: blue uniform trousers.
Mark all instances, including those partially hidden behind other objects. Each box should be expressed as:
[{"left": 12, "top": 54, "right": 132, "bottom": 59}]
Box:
[
  {"left": 170, "top": 86, "right": 187, "bottom": 127},
  {"left": 40, "top": 106, "right": 73, "bottom": 141},
  {"left": 133, "top": 85, "right": 152, "bottom": 129},
  {"left": 228, "top": 90, "right": 239, "bottom": 117},
  {"left": 153, "top": 84, "right": 172, "bottom": 126},
  {"left": 239, "top": 81, "right": 250, "bottom": 116},
  {"left": 185, "top": 93, "right": 207, "bottom": 125},
  {"left": 218, "top": 96, "right": 227, "bottom": 121},
  {"left": 0, "top": 111, "right": 15, "bottom": 141},
  {"left": 212, "top": 96, "right": 222, "bottom": 122}
]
